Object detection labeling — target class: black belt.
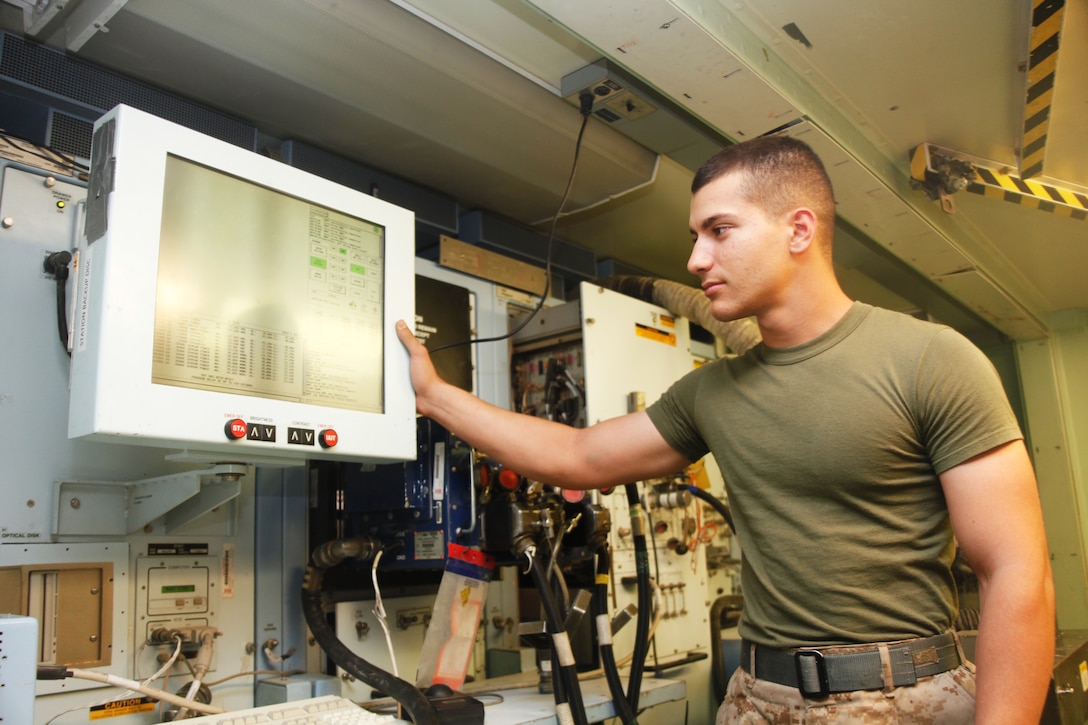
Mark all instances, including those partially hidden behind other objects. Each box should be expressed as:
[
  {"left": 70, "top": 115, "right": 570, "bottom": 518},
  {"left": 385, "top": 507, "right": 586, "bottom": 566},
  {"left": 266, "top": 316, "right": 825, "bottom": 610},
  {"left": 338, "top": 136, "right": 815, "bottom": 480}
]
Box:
[{"left": 740, "top": 632, "right": 961, "bottom": 698}]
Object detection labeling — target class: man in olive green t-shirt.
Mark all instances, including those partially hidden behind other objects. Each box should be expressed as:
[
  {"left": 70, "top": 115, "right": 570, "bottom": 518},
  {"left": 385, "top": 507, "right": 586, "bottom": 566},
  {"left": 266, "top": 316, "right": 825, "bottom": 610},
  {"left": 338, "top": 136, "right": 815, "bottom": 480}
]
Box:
[
  {"left": 397, "top": 136, "right": 1054, "bottom": 724},
  {"left": 647, "top": 301, "right": 1023, "bottom": 651}
]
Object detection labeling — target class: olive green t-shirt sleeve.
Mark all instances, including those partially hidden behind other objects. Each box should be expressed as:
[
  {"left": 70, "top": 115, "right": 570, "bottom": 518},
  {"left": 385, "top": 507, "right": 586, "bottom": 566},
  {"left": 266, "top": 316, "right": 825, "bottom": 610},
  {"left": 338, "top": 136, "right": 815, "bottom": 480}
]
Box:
[
  {"left": 915, "top": 328, "right": 1023, "bottom": 474},
  {"left": 647, "top": 328, "right": 1021, "bottom": 476},
  {"left": 645, "top": 363, "right": 712, "bottom": 464}
]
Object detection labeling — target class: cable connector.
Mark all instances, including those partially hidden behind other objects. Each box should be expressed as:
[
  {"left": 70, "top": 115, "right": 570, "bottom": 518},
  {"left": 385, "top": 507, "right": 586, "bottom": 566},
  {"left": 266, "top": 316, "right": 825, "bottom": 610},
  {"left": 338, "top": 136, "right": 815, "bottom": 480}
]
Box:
[
  {"left": 44, "top": 250, "right": 75, "bottom": 356},
  {"left": 579, "top": 91, "right": 595, "bottom": 117},
  {"left": 37, "top": 665, "right": 71, "bottom": 680},
  {"left": 149, "top": 627, "right": 184, "bottom": 644},
  {"left": 43, "top": 250, "right": 72, "bottom": 280}
]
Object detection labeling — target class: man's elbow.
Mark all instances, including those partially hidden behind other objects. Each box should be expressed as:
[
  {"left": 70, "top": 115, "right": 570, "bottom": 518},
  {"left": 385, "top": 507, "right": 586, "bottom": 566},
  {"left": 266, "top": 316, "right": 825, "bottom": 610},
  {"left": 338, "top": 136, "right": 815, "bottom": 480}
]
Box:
[{"left": 1028, "top": 549, "right": 1055, "bottom": 619}]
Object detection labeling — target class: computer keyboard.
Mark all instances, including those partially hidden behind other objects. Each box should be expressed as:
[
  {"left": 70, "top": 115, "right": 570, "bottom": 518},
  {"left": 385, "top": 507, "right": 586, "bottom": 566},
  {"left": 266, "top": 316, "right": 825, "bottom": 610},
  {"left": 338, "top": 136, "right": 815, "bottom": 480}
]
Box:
[{"left": 185, "top": 695, "right": 401, "bottom": 724}]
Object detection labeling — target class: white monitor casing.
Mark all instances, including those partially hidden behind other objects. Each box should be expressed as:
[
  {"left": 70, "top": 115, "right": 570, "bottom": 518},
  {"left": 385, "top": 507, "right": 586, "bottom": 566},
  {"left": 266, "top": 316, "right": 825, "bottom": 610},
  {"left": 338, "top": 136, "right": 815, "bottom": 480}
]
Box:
[{"left": 69, "top": 105, "right": 417, "bottom": 465}]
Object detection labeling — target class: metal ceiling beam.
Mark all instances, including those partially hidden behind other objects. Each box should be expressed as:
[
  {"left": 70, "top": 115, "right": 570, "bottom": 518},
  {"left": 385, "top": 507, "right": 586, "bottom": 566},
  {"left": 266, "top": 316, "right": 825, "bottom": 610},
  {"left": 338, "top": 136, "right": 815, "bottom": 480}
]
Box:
[
  {"left": 1019, "top": 0, "right": 1066, "bottom": 179},
  {"left": 912, "top": 142, "right": 1088, "bottom": 222},
  {"left": 7, "top": 0, "right": 64, "bottom": 35},
  {"left": 59, "top": 0, "right": 129, "bottom": 51},
  {"left": 12, "top": 0, "right": 129, "bottom": 50}
]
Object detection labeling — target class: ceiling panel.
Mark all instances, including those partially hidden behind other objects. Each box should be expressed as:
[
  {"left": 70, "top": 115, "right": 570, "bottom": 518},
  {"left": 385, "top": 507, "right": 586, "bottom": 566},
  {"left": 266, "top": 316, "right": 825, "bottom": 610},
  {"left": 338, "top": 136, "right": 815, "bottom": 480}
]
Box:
[
  {"left": 75, "top": 0, "right": 661, "bottom": 224},
  {"left": 731, "top": 0, "right": 1027, "bottom": 164},
  {"left": 3, "top": 0, "right": 1084, "bottom": 342},
  {"left": 952, "top": 191, "right": 1088, "bottom": 311}
]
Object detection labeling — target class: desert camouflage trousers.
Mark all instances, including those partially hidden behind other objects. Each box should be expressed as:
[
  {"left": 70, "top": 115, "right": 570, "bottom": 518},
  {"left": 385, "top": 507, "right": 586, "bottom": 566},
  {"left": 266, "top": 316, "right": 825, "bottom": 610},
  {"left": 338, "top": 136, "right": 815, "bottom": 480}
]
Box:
[{"left": 716, "top": 662, "right": 976, "bottom": 724}]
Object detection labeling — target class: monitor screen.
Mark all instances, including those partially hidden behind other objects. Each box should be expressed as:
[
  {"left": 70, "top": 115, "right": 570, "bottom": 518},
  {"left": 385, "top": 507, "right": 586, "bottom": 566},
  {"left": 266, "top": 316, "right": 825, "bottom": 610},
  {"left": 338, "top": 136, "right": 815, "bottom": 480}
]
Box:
[
  {"left": 153, "top": 155, "right": 386, "bottom": 414},
  {"left": 69, "top": 105, "right": 417, "bottom": 465}
]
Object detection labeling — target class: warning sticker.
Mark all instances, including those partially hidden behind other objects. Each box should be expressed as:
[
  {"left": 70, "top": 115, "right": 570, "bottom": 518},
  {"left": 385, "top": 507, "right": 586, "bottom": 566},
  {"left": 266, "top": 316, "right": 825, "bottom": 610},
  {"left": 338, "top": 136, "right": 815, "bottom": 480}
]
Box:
[
  {"left": 90, "top": 697, "right": 155, "bottom": 719},
  {"left": 635, "top": 323, "right": 676, "bottom": 346},
  {"left": 415, "top": 530, "right": 444, "bottom": 560}
]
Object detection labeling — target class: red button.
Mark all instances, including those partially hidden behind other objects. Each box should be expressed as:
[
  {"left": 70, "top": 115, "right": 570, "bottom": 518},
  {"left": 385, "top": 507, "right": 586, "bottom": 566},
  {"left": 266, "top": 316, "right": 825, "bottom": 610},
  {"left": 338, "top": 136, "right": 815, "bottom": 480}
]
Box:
[
  {"left": 319, "top": 429, "right": 338, "bottom": 448},
  {"left": 498, "top": 468, "right": 520, "bottom": 490},
  {"left": 225, "top": 418, "right": 247, "bottom": 440},
  {"left": 561, "top": 488, "right": 585, "bottom": 503}
]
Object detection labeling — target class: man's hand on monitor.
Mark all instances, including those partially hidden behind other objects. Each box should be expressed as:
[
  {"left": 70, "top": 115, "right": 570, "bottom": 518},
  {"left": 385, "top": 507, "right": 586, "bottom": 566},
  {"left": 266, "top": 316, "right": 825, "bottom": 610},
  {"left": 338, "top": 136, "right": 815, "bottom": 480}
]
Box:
[{"left": 396, "top": 319, "right": 441, "bottom": 405}]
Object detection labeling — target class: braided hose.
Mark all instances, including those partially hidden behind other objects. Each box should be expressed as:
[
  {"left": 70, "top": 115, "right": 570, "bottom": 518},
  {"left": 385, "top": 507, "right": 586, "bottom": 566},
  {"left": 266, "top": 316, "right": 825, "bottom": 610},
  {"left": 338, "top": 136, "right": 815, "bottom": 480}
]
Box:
[
  {"left": 648, "top": 279, "right": 761, "bottom": 355},
  {"left": 597, "top": 276, "right": 762, "bottom": 356}
]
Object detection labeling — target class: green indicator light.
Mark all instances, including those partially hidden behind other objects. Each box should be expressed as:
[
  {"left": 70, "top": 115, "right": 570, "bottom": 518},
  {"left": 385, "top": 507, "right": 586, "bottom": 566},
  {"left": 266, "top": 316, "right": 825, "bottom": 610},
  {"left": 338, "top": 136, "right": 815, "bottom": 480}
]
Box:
[
  {"left": 339, "top": 248, "right": 347, "bottom": 255},
  {"left": 350, "top": 264, "right": 365, "bottom": 275},
  {"left": 310, "top": 256, "right": 327, "bottom": 269}
]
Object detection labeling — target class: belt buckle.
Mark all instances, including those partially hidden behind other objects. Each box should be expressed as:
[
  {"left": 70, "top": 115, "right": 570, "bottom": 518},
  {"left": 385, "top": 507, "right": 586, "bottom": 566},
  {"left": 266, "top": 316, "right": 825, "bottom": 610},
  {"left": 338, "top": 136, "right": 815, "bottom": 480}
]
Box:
[{"left": 794, "top": 649, "right": 831, "bottom": 699}]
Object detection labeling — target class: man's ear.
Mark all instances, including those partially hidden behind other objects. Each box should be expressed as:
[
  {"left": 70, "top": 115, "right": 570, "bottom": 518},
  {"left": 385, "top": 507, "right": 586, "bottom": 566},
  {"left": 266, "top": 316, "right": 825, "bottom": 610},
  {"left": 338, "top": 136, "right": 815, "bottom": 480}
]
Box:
[{"left": 787, "top": 207, "right": 817, "bottom": 255}]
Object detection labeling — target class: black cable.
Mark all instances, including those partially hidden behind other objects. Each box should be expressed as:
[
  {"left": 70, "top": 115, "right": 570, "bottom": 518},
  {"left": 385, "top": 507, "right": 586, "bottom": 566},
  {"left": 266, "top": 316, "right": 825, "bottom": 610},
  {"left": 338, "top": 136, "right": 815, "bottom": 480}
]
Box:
[
  {"left": 709, "top": 595, "right": 744, "bottom": 704},
  {"left": 549, "top": 554, "right": 572, "bottom": 619},
  {"left": 623, "top": 483, "right": 652, "bottom": 714},
  {"left": 524, "top": 547, "right": 589, "bottom": 725},
  {"left": 648, "top": 652, "right": 708, "bottom": 673},
  {"left": 643, "top": 503, "right": 662, "bottom": 670},
  {"left": 685, "top": 485, "right": 735, "bottom": 537},
  {"left": 550, "top": 634, "right": 569, "bottom": 713},
  {"left": 690, "top": 484, "right": 745, "bottom": 703},
  {"left": 43, "top": 251, "right": 72, "bottom": 357},
  {"left": 687, "top": 482, "right": 745, "bottom": 702},
  {"left": 301, "top": 562, "right": 439, "bottom": 724},
  {"left": 593, "top": 548, "right": 638, "bottom": 724},
  {"left": 0, "top": 130, "right": 88, "bottom": 173},
  {"left": 427, "top": 94, "right": 596, "bottom": 355},
  {"left": 545, "top": 550, "right": 573, "bottom": 710}
]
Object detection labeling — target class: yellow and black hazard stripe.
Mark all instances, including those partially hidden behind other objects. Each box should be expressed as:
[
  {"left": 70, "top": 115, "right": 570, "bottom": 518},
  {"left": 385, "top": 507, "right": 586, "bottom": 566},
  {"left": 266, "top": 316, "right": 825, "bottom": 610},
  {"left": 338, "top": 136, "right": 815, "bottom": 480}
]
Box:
[
  {"left": 967, "top": 166, "right": 1088, "bottom": 221},
  {"left": 1020, "top": 0, "right": 1065, "bottom": 179},
  {"left": 911, "top": 142, "right": 1087, "bottom": 220}
]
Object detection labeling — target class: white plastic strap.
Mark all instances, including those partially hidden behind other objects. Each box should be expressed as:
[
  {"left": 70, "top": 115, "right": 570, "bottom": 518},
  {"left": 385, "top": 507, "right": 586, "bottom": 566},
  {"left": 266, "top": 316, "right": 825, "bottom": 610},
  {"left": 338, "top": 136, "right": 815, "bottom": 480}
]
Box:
[
  {"left": 551, "top": 631, "right": 576, "bottom": 667},
  {"left": 596, "top": 613, "right": 612, "bottom": 646}
]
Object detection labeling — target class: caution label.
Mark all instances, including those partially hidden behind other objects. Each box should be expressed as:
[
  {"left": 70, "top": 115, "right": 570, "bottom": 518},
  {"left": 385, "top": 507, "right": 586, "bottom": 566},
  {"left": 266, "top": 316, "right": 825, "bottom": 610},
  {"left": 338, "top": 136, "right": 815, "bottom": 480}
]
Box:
[
  {"left": 1019, "top": 0, "right": 1065, "bottom": 179},
  {"left": 89, "top": 697, "right": 155, "bottom": 719},
  {"left": 635, "top": 323, "right": 676, "bottom": 346},
  {"left": 967, "top": 166, "right": 1088, "bottom": 221}
]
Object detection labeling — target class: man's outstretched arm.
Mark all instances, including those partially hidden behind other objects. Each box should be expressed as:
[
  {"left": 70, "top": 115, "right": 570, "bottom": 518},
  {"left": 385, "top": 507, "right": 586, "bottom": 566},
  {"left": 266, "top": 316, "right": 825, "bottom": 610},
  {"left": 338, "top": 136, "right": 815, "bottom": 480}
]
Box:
[{"left": 397, "top": 320, "right": 690, "bottom": 490}]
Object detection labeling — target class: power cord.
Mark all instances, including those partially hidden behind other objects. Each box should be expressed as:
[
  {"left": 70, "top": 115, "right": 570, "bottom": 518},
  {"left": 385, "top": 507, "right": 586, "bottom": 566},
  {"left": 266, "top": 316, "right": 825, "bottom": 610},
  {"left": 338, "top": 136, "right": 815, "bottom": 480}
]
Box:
[
  {"left": 426, "top": 92, "right": 596, "bottom": 355},
  {"left": 371, "top": 549, "right": 400, "bottom": 678},
  {"left": 0, "top": 130, "right": 89, "bottom": 174},
  {"left": 43, "top": 250, "right": 73, "bottom": 357},
  {"left": 37, "top": 666, "right": 226, "bottom": 717}
]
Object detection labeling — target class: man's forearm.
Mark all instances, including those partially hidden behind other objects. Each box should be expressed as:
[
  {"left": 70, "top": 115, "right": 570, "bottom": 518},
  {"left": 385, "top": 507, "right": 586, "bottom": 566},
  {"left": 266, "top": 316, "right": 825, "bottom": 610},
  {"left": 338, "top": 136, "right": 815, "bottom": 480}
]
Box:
[
  {"left": 418, "top": 376, "right": 582, "bottom": 484},
  {"left": 397, "top": 320, "right": 689, "bottom": 490},
  {"left": 972, "top": 568, "right": 1055, "bottom": 723}
]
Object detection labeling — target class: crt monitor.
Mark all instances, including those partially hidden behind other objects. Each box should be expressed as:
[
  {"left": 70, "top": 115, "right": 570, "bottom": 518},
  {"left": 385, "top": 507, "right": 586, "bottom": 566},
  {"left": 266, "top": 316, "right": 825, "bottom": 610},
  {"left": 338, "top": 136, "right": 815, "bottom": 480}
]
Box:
[{"left": 68, "top": 104, "right": 417, "bottom": 465}]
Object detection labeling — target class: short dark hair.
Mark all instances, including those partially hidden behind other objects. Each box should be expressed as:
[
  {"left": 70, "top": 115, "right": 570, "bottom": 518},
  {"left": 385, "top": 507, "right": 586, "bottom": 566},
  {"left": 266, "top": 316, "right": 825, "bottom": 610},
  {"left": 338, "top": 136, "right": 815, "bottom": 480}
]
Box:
[{"left": 693, "top": 136, "right": 836, "bottom": 226}]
